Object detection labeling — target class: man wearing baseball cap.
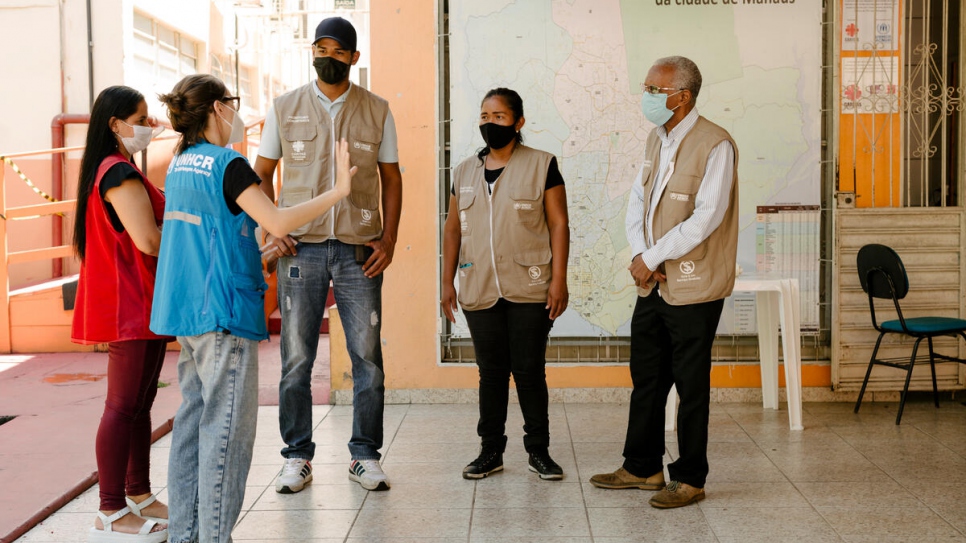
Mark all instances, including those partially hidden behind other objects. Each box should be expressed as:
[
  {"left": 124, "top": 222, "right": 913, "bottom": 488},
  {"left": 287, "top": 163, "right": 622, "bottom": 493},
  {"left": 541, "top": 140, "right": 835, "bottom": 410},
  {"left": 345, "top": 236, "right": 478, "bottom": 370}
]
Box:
[{"left": 254, "top": 16, "right": 402, "bottom": 494}]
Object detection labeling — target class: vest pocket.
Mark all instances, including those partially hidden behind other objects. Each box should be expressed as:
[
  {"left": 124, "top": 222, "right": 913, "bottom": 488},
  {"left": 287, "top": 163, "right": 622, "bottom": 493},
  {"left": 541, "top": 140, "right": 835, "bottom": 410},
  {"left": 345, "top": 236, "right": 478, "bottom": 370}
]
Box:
[
  {"left": 345, "top": 191, "right": 381, "bottom": 238},
  {"left": 348, "top": 127, "right": 381, "bottom": 162},
  {"left": 513, "top": 248, "right": 552, "bottom": 293},
  {"left": 348, "top": 127, "right": 381, "bottom": 193},
  {"left": 280, "top": 187, "right": 314, "bottom": 238},
  {"left": 510, "top": 184, "right": 543, "bottom": 229},
  {"left": 281, "top": 123, "right": 317, "bottom": 167},
  {"left": 664, "top": 243, "right": 709, "bottom": 294},
  {"left": 656, "top": 174, "right": 700, "bottom": 232},
  {"left": 456, "top": 260, "right": 480, "bottom": 308},
  {"left": 457, "top": 191, "right": 477, "bottom": 235},
  {"left": 229, "top": 272, "right": 267, "bottom": 338}
]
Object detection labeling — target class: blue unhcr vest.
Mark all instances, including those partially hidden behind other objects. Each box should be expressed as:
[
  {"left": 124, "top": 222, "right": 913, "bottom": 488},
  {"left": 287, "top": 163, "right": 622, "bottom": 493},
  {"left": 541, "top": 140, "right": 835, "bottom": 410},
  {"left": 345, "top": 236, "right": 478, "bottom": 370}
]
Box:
[{"left": 151, "top": 142, "right": 268, "bottom": 341}]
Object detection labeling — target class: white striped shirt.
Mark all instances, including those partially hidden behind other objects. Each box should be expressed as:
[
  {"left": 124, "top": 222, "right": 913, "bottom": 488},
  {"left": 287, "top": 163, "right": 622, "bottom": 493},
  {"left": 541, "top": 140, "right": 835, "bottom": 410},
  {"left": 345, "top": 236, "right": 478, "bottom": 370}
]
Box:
[{"left": 625, "top": 108, "right": 735, "bottom": 271}]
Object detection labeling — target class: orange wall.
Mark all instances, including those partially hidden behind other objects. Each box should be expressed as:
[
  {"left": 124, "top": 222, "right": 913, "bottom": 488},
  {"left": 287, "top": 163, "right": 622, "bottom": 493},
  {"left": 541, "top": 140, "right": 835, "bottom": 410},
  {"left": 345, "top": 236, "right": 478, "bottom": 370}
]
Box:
[{"left": 369, "top": 0, "right": 477, "bottom": 389}]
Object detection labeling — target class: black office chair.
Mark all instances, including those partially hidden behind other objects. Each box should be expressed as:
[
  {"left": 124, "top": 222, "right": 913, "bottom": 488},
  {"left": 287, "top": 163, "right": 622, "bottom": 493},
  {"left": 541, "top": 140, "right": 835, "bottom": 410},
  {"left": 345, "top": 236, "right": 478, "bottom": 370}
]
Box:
[{"left": 854, "top": 244, "right": 966, "bottom": 424}]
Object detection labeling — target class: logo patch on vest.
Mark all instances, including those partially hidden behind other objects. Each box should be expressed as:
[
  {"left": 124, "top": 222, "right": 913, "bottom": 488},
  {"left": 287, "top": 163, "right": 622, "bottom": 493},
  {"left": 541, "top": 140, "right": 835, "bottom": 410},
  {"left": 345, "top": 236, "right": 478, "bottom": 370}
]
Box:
[
  {"left": 460, "top": 210, "right": 468, "bottom": 233},
  {"left": 361, "top": 209, "right": 373, "bottom": 223},
  {"left": 353, "top": 141, "right": 374, "bottom": 153},
  {"left": 286, "top": 115, "right": 310, "bottom": 123},
  {"left": 528, "top": 266, "right": 541, "bottom": 280},
  {"left": 676, "top": 260, "right": 703, "bottom": 283},
  {"left": 291, "top": 140, "right": 307, "bottom": 161},
  {"left": 514, "top": 202, "right": 533, "bottom": 211},
  {"left": 670, "top": 192, "right": 690, "bottom": 202}
]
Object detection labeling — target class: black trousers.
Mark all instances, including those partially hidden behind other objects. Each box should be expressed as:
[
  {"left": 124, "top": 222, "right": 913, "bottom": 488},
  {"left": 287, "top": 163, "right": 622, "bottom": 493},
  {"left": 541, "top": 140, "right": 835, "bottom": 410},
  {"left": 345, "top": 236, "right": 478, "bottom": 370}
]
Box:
[
  {"left": 463, "top": 299, "right": 553, "bottom": 453},
  {"left": 622, "top": 290, "right": 724, "bottom": 488}
]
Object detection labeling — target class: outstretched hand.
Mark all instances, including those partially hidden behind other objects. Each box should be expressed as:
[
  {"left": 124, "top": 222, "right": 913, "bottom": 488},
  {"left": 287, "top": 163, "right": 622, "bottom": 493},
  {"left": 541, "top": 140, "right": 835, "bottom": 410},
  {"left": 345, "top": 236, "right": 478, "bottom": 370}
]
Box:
[{"left": 335, "top": 138, "right": 357, "bottom": 198}]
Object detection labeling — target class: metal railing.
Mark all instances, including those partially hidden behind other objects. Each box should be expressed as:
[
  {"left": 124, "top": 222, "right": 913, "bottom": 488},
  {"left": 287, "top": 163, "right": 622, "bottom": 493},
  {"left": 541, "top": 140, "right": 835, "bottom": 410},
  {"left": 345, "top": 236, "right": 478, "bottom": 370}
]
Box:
[
  {"left": 0, "top": 146, "right": 79, "bottom": 351},
  {"left": 0, "top": 118, "right": 266, "bottom": 353}
]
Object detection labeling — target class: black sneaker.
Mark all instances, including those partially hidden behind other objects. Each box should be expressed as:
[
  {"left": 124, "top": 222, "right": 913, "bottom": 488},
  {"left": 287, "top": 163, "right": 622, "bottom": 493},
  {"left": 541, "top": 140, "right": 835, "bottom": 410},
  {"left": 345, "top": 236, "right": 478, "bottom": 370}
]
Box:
[
  {"left": 528, "top": 450, "right": 564, "bottom": 480},
  {"left": 462, "top": 449, "right": 503, "bottom": 479}
]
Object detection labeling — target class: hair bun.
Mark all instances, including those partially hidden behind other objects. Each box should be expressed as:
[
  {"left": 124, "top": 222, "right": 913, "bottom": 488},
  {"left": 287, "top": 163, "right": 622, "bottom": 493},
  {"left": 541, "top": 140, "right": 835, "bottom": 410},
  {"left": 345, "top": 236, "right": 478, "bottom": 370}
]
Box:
[{"left": 159, "top": 92, "right": 186, "bottom": 112}]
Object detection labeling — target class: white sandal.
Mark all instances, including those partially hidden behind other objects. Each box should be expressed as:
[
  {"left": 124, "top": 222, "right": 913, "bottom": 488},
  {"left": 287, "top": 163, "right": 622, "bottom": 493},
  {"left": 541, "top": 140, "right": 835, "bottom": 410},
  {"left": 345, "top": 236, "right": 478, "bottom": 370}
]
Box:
[
  {"left": 88, "top": 506, "right": 167, "bottom": 542},
  {"left": 125, "top": 494, "right": 167, "bottom": 524}
]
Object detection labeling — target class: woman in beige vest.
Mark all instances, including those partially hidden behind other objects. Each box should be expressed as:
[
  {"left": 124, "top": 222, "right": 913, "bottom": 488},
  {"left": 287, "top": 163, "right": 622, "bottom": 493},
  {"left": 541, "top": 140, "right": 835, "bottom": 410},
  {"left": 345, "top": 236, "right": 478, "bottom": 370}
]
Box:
[{"left": 442, "top": 88, "right": 570, "bottom": 481}]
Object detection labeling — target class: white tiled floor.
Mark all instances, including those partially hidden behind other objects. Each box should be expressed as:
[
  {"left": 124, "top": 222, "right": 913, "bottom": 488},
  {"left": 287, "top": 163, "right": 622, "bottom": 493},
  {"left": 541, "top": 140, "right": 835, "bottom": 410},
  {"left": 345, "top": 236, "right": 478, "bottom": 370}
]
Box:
[{"left": 16, "top": 400, "right": 966, "bottom": 542}]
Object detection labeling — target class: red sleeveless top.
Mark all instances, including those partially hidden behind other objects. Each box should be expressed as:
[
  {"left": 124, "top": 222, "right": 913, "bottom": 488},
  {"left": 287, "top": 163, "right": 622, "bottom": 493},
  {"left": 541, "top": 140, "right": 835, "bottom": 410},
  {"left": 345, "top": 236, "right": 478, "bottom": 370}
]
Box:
[{"left": 71, "top": 153, "right": 169, "bottom": 344}]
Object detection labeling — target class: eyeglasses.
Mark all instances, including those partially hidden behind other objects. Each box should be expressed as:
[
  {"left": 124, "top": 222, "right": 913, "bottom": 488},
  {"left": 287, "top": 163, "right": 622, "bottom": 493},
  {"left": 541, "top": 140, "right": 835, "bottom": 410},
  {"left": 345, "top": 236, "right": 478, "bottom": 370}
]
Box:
[
  {"left": 640, "top": 84, "right": 684, "bottom": 95},
  {"left": 221, "top": 96, "right": 241, "bottom": 111}
]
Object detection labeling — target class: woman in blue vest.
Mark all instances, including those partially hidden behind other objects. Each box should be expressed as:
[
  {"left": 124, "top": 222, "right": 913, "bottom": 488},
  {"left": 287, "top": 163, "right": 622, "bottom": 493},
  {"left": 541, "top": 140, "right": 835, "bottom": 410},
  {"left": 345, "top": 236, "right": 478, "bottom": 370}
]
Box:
[{"left": 154, "top": 73, "right": 355, "bottom": 543}]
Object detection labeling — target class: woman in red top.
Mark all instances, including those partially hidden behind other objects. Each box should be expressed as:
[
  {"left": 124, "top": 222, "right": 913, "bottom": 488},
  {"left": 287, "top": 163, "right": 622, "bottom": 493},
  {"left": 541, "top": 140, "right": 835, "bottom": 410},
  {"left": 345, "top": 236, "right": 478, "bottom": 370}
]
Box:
[{"left": 72, "top": 86, "right": 169, "bottom": 543}]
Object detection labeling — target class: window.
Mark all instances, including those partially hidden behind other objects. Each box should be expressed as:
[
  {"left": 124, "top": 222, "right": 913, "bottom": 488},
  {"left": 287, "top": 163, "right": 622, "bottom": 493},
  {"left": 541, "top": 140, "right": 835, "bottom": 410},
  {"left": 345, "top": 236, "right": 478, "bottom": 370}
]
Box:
[
  {"left": 132, "top": 12, "right": 199, "bottom": 93},
  {"left": 901, "top": 0, "right": 962, "bottom": 206},
  {"left": 239, "top": 65, "right": 253, "bottom": 109}
]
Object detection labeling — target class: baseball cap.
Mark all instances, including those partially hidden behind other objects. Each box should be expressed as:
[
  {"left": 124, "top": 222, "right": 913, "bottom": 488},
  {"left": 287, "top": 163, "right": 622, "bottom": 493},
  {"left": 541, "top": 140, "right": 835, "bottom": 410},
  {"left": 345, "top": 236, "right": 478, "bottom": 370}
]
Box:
[{"left": 313, "top": 17, "right": 357, "bottom": 51}]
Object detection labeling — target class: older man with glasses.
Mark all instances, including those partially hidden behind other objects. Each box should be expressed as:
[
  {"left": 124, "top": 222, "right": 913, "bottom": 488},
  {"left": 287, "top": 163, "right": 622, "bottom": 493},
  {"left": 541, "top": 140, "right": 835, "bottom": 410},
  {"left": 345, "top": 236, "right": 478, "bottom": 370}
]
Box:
[{"left": 590, "top": 55, "right": 739, "bottom": 509}]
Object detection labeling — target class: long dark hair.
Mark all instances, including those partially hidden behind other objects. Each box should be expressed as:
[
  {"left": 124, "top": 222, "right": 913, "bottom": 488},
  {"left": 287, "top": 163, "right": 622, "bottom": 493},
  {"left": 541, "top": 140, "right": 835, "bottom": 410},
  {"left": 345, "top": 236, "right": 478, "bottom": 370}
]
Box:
[
  {"left": 73, "top": 86, "right": 145, "bottom": 260},
  {"left": 477, "top": 87, "right": 525, "bottom": 164},
  {"left": 158, "top": 74, "right": 229, "bottom": 155}
]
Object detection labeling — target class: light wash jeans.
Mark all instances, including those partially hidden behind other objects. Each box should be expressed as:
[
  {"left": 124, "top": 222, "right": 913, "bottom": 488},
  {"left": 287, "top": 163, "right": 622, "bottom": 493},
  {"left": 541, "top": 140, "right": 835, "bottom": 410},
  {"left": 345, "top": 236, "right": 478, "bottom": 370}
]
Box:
[
  {"left": 168, "top": 332, "right": 258, "bottom": 543},
  {"left": 278, "top": 239, "right": 385, "bottom": 461}
]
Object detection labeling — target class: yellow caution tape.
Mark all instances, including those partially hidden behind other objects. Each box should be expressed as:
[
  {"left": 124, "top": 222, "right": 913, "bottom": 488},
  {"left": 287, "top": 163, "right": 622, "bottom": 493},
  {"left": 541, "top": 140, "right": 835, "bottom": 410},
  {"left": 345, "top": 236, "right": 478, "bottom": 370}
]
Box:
[{"left": 0, "top": 156, "right": 64, "bottom": 220}]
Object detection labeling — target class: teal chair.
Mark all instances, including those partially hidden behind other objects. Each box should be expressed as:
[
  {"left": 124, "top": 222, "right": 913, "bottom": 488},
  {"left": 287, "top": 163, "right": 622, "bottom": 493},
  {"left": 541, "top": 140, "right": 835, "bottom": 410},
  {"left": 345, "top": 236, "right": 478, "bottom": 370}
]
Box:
[{"left": 854, "top": 244, "right": 966, "bottom": 424}]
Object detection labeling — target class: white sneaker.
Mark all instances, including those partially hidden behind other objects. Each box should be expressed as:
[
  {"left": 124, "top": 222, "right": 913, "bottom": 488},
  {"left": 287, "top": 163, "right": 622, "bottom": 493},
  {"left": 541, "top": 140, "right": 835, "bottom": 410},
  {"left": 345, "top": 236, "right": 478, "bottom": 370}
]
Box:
[
  {"left": 349, "top": 459, "right": 391, "bottom": 491},
  {"left": 275, "top": 458, "right": 312, "bottom": 494}
]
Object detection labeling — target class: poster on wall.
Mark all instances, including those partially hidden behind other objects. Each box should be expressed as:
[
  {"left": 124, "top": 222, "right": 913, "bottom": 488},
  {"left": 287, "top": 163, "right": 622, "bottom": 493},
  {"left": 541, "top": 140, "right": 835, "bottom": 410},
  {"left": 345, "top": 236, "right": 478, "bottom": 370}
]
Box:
[
  {"left": 841, "top": 56, "right": 900, "bottom": 114},
  {"left": 448, "top": 0, "right": 823, "bottom": 337},
  {"left": 842, "top": 0, "right": 901, "bottom": 52}
]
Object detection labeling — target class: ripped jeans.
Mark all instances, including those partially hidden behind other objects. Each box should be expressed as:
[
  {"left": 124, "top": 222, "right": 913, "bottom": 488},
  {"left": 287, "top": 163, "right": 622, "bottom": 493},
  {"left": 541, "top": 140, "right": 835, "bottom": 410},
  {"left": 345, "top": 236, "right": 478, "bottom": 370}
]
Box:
[{"left": 277, "top": 239, "right": 385, "bottom": 461}]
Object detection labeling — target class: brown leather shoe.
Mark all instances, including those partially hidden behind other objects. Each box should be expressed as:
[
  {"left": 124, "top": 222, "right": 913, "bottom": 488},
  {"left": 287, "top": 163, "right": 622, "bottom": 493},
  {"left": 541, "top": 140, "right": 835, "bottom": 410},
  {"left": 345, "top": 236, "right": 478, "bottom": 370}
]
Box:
[
  {"left": 589, "top": 467, "right": 665, "bottom": 490},
  {"left": 648, "top": 480, "right": 705, "bottom": 508}
]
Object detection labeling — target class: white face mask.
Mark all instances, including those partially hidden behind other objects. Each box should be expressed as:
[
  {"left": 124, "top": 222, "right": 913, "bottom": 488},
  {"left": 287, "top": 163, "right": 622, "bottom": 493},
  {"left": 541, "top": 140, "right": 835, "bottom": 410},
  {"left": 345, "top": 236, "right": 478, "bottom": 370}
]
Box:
[
  {"left": 117, "top": 120, "right": 154, "bottom": 155},
  {"left": 218, "top": 103, "right": 245, "bottom": 146}
]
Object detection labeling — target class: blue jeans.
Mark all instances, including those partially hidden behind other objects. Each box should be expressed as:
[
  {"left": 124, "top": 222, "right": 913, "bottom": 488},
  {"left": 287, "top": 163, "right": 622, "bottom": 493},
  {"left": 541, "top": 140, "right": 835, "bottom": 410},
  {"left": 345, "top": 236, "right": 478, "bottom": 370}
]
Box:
[
  {"left": 168, "top": 332, "right": 258, "bottom": 543},
  {"left": 278, "top": 240, "right": 385, "bottom": 461}
]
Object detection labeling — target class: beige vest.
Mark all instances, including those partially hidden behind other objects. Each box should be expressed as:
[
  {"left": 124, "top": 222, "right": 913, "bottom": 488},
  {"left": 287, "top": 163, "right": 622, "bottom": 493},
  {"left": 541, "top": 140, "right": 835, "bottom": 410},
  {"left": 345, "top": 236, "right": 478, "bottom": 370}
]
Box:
[
  {"left": 273, "top": 82, "right": 388, "bottom": 243},
  {"left": 453, "top": 145, "right": 555, "bottom": 311},
  {"left": 640, "top": 116, "right": 739, "bottom": 305}
]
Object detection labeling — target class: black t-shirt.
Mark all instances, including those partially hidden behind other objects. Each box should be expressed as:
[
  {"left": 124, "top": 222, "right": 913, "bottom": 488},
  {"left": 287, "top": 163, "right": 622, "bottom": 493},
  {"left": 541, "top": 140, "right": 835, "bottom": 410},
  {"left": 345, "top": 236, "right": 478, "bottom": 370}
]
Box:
[
  {"left": 98, "top": 161, "right": 141, "bottom": 233},
  {"left": 452, "top": 156, "right": 565, "bottom": 196},
  {"left": 98, "top": 157, "right": 261, "bottom": 234},
  {"left": 223, "top": 157, "right": 262, "bottom": 215}
]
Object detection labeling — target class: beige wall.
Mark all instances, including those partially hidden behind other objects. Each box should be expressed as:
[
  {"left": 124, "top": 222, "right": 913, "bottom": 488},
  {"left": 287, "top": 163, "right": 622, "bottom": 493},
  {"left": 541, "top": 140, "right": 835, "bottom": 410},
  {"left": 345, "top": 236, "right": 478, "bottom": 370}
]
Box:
[
  {"left": 0, "top": 2, "right": 67, "bottom": 152},
  {"left": 0, "top": 2, "right": 84, "bottom": 285}
]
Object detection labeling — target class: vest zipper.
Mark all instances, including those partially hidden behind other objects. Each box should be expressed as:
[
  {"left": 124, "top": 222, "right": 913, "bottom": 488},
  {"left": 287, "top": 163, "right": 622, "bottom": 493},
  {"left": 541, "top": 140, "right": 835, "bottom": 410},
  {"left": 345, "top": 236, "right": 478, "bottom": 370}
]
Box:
[
  {"left": 486, "top": 182, "right": 504, "bottom": 298},
  {"left": 329, "top": 120, "right": 337, "bottom": 238},
  {"left": 202, "top": 227, "right": 216, "bottom": 316}
]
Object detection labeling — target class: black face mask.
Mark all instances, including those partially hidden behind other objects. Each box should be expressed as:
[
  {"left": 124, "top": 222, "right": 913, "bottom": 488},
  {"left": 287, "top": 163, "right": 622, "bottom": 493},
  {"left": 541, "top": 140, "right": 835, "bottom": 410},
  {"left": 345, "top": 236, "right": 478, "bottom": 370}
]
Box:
[
  {"left": 313, "top": 56, "right": 350, "bottom": 85},
  {"left": 479, "top": 122, "right": 517, "bottom": 150}
]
